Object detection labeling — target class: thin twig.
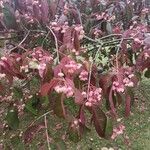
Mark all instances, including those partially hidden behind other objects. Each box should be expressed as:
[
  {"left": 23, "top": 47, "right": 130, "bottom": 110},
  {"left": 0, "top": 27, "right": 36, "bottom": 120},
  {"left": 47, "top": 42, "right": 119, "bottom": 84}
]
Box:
[
  {"left": 84, "top": 34, "right": 123, "bottom": 43},
  {"left": 30, "top": 111, "right": 52, "bottom": 127},
  {"left": 99, "top": 34, "right": 122, "bottom": 40},
  {"left": 46, "top": 26, "right": 60, "bottom": 63},
  {"left": 8, "top": 31, "right": 30, "bottom": 52},
  {"left": 44, "top": 115, "right": 51, "bottom": 150},
  {"left": 102, "top": 38, "right": 133, "bottom": 46},
  {"left": 0, "top": 36, "right": 21, "bottom": 40},
  {"left": 84, "top": 35, "right": 101, "bottom": 44}
]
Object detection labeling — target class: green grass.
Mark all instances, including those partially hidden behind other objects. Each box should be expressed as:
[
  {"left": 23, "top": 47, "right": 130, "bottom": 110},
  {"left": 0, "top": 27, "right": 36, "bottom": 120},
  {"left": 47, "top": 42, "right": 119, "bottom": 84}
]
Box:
[{"left": 0, "top": 78, "right": 150, "bottom": 150}]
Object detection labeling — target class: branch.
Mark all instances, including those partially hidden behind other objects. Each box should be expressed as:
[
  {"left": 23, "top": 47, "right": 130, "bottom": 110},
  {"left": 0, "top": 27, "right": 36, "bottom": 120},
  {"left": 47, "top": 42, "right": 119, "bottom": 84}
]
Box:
[
  {"left": 46, "top": 26, "right": 60, "bottom": 63},
  {"left": 44, "top": 115, "right": 51, "bottom": 150},
  {"left": 0, "top": 36, "right": 21, "bottom": 41},
  {"left": 8, "top": 31, "right": 30, "bottom": 52},
  {"left": 30, "top": 111, "right": 52, "bottom": 127},
  {"left": 84, "top": 35, "right": 102, "bottom": 44}
]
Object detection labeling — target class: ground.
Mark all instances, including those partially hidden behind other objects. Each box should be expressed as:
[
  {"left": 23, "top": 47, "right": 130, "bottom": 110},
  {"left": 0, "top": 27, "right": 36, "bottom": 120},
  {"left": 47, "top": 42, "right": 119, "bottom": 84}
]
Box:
[{"left": 0, "top": 78, "right": 150, "bottom": 150}]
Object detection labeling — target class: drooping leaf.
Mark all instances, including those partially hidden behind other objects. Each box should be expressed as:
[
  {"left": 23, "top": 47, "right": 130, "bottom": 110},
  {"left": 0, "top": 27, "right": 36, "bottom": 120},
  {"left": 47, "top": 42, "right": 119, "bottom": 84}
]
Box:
[
  {"left": 109, "top": 87, "right": 117, "bottom": 117},
  {"left": 92, "top": 106, "right": 107, "bottom": 138},
  {"left": 6, "top": 108, "right": 19, "bottom": 130},
  {"left": 127, "top": 87, "right": 134, "bottom": 105},
  {"left": 63, "top": 27, "right": 74, "bottom": 49},
  {"left": 125, "top": 87, "right": 134, "bottom": 117},
  {"left": 73, "top": 29, "right": 80, "bottom": 51},
  {"left": 40, "top": 0, "right": 49, "bottom": 23},
  {"left": 99, "top": 73, "right": 113, "bottom": 96},
  {"left": 33, "top": 3, "right": 41, "bottom": 22},
  {"left": 53, "top": 93, "right": 66, "bottom": 118},
  {"left": 77, "top": 105, "right": 85, "bottom": 125},
  {"left": 74, "top": 89, "right": 84, "bottom": 105},
  {"left": 114, "top": 92, "right": 123, "bottom": 107},
  {"left": 40, "top": 78, "right": 59, "bottom": 96}
]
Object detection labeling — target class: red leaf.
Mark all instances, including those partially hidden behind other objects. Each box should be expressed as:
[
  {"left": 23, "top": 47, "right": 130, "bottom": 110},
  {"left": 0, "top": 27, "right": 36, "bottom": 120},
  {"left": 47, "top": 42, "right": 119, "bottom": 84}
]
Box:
[
  {"left": 33, "top": 3, "right": 41, "bottom": 21},
  {"left": 125, "top": 94, "right": 131, "bottom": 117},
  {"left": 92, "top": 106, "right": 107, "bottom": 138},
  {"left": 53, "top": 93, "right": 66, "bottom": 118},
  {"left": 136, "top": 50, "right": 150, "bottom": 71},
  {"left": 109, "top": 87, "right": 117, "bottom": 117},
  {"left": 63, "top": 27, "right": 74, "bottom": 49},
  {"left": 73, "top": 30, "right": 80, "bottom": 51},
  {"left": 77, "top": 105, "right": 85, "bottom": 125},
  {"left": 40, "top": 78, "right": 59, "bottom": 96},
  {"left": 74, "top": 89, "right": 84, "bottom": 105},
  {"left": 99, "top": 73, "right": 113, "bottom": 96},
  {"left": 40, "top": 0, "right": 49, "bottom": 23}
]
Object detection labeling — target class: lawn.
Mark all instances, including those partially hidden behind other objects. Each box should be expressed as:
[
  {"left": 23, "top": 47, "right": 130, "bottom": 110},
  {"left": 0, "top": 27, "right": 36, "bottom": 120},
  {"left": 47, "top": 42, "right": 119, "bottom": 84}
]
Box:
[{"left": 0, "top": 78, "right": 150, "bottom": 150}]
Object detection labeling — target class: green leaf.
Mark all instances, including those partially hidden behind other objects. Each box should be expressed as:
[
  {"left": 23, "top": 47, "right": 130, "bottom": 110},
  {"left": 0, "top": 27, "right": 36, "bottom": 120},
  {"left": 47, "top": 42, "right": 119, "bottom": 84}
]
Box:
[
  {"left": 25, "top": 95, "right": 39, "bottom": 115},
  {"left": 145, "top": 69, "right": 150, "bottom": 78},
  {"left": 6, "top": 108, "right": 19, "bottom": 130}
]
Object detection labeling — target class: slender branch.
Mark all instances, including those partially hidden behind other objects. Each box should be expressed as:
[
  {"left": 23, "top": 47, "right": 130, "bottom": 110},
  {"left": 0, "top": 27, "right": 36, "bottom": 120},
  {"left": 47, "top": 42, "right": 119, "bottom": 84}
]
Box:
[
  {"left": 0, "top": 36, "right": 21, "bottom": 40},
  {"left": 102, "top": 38, "right": 133, "bottom": 45},
  {"left": 8, "top": 31, "right": 30, "bottom": 52},
  {"left": 44, "top": 115, "right": 51, "bottom": 150},
  {"left": 84, "top": 35, "right": 102, "bottom": 44},
  {"left": 99, "top": 34, "right": 122, "bottom": 40},
  {"left": 46, "top": 26, "right": 60, "bottom": 63},
  {"left": 84, "top": 34, "right": 123, "bottom": 43},
  {"left": 30, "top": 111, "right": 52, "bottom": 127}
]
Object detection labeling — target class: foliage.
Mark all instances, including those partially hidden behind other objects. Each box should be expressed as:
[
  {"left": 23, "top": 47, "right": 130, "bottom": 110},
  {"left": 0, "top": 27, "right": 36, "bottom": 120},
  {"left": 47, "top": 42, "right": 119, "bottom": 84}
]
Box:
[{"left": 0, "top": 0, "right": 150, "bottom": 147}]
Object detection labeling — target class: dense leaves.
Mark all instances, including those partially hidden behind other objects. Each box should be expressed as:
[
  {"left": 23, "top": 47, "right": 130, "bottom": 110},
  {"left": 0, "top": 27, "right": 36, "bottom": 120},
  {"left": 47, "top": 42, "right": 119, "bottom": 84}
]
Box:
[{"left": 0, "top": 0, "right": 150, "bottom": 146}]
